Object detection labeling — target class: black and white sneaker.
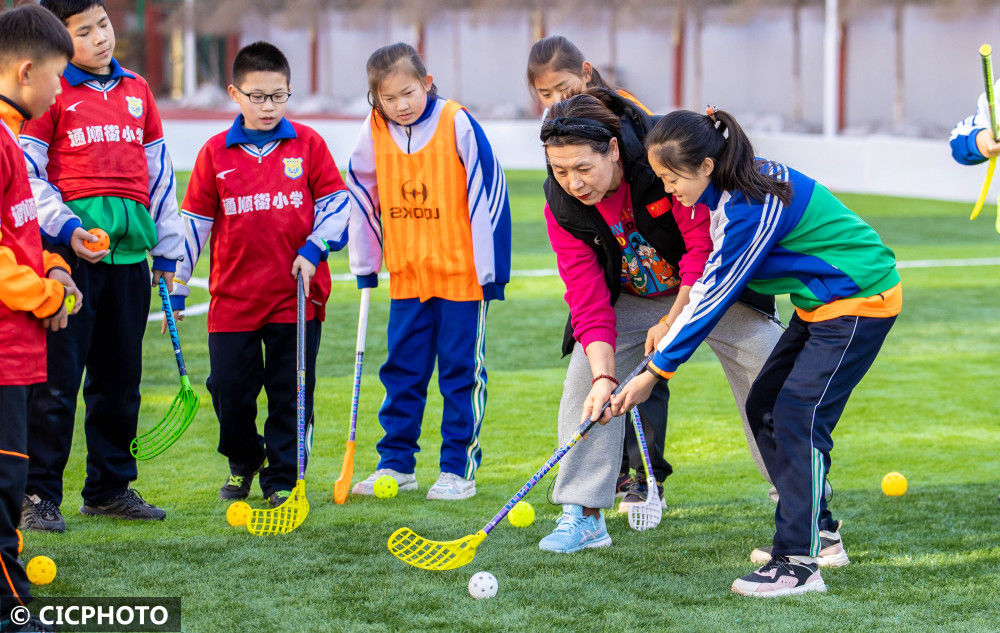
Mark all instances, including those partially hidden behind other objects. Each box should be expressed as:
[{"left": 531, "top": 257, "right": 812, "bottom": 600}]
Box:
[
  {"left": 731, "top": 556, "right": 826, "bottom": 597},
  {"left": 79, "top": 489, "right": 166, "bottom": 521},
  {"left": 20, "top": 494, "right": 65, "bottom": 533},
  {"left": 751, "top": 523, "right": 850, "bottom": 568}
]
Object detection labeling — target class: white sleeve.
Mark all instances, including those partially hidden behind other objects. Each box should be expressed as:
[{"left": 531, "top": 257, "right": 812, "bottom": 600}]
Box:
[
  {"left": 145, "top": 138, "right": 186, "bottom": 262},
  {"left": 171, "top": 209, "right": 213, "bottom": 301},
  {"left": 454, "top": 109, "right": 512, "bottom": 298},
  {"left": 19, "top": 134, "right": 81, "bottom": 242},
  {"left": 307, "top": 189, "right": 350, "bottom": 253},
  {"left": 347, "top": 113, "right": 384, "bottom": 282}
]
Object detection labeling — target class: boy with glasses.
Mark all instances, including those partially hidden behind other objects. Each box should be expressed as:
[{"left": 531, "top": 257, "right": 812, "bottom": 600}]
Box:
[{"left": 171, "top": 42, "right": 350, "bottom": 507}]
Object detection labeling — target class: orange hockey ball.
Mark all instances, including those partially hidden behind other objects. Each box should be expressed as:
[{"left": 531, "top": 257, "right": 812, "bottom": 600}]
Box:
[{"left": 84, "top": 228, "right": 110, "bottom": 252}]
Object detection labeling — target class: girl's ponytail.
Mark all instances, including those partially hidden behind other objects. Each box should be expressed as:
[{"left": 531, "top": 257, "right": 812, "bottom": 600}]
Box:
[
  {"left": 711, "top": 109, "right": 791, "bottom": 206},
  {"left": 646, "top": 108, "right": 792, "bottom": 206}
]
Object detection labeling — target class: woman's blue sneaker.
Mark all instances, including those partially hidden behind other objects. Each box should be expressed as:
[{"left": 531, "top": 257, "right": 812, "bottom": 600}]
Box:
[{"left": 538, "top": 504, "right": 612, "bottom": 553}]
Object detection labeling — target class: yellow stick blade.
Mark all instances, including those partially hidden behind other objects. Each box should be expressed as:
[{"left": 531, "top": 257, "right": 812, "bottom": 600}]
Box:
[
  {"left": 972, "top": 157, "right": 997, "bottom": 220},
  {"left": 247, "top": 481, "right": 309, "bottom": 535},
  {"left": 332, "top": 441, "right": 355, "bottom": 504},
  {"left": 387, "top": 528, "right": 486, "bottom": 571}
]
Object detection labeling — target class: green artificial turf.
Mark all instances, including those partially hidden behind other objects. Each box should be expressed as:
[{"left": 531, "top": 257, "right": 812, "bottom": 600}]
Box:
[{"left": 24, "top": 171, "right": 1000, "bottom": 632}]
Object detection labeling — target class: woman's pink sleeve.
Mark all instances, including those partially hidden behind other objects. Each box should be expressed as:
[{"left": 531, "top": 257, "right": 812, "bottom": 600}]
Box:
[
  {"left": 672, "top": 199, "right": 713, "bottom": 286},
  {"left": 544, "top": 203, "right": 617, "bottom": 350}
]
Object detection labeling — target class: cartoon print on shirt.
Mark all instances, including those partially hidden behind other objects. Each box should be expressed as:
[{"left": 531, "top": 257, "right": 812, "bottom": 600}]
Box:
[{"left": 633, "top": 239, "right": 680, "bottom": 290}]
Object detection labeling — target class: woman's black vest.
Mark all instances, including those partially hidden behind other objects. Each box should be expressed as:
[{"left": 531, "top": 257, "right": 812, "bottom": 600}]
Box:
[{"left": 544, "top": 91, "right": 776, "bottom": 356}]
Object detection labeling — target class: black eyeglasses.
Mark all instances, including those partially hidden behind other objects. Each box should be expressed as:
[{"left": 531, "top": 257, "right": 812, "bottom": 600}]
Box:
[{"left": 233, "top": 86, "right": 291, "bottom": 104}]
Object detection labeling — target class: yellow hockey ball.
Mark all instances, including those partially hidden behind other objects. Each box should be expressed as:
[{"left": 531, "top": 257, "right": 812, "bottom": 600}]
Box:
[
  {"left": 881, "top": 471, "right": 907, "bottom": 496},
  {"left": 26, "top": 556, "right": 56, "bottom": 585},
  {"left": 226, "top": 501, "right": 251, "bottom": 527},
  {"left": 374, "top": 475, "right": 398, "bottom": 499},
  {"left": 507, "top": 501, "right": 535, "bottom": 527}
]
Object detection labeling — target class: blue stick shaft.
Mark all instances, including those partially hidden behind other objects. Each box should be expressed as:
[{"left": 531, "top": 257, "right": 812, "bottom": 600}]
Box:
[
  {"left": 296, "top": 274, "right": 306, "bottom": 480},
  {"left": 481, "top": 352, "right": 655, "bottom": 535},
  {"left": 631, "top": 407, "right": 654, "bottom": 482},
  {"left": 157, "top": 278, "right": 187, "bottom": 378}
]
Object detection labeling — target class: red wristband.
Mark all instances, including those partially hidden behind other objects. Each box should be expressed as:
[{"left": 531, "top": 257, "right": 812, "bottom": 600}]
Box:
[{"left": 592, "top": 374, "right": 619, "bottom": 386}]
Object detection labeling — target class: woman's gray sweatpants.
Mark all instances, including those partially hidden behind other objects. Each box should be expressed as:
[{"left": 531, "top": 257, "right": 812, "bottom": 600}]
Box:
[{"left": 552, "top": 292, "right": 783, "bottom": 509}]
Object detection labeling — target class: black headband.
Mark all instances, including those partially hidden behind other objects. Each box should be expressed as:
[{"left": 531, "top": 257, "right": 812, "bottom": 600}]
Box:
[{"left": 540, "top": 116, "right": 615, "bottom": 144}]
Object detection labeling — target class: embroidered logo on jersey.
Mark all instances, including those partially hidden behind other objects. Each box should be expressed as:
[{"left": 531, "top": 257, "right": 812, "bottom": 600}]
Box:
[
  {"left": 216, "top": 169, "right": 236, "bottom": 180},
  {"left": 126, "top": 96, "right": 143, "bottom": 118},
  {"left": 646, "top": 197, "right": 671, "bottom": 218},
  {"left": 282, "top": 157, "right": 304, "bottom": 179},
  {"left": 400, "top": 180, "right": 428, "bottom": 205},
  {"left": 65, "top": 101, "right": 83, "bottom": 112}
]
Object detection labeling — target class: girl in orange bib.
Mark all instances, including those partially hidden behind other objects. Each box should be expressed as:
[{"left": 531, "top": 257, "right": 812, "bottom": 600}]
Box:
[{"left": 347, "top": 43, "right": 511, "bottom": 500}]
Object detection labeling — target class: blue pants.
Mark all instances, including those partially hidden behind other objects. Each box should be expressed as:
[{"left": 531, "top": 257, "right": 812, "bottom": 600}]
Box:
[
  {"left": 747, "top": 313, "right": 896, "bottom": 557},
  {"left": 376, "top": 298, "right": 488, "bottom": 479},
  {"left": 26, "top": 259, "right": 150, "bottom": 506}
]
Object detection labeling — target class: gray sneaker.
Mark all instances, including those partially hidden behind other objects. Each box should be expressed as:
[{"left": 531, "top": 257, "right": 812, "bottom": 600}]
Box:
[
  {"left": 79, "top": 489, "right": 166, "bottom": 521},
  {"left": 20, "top": 494, "right": 65, "bottom": 533}
]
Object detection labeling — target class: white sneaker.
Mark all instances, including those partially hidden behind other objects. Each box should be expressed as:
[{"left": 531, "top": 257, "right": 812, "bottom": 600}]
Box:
[
  {"left": 425, "top": 472, "right": 476, "bottom": 500},
  {"left": 351, "top": 468, "right": 417, "bottom": 495}
]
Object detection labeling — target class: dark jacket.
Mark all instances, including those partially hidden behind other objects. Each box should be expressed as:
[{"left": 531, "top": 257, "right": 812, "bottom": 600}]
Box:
[{"left": 544, "top": 91, "right": 775, "bottom": 356}]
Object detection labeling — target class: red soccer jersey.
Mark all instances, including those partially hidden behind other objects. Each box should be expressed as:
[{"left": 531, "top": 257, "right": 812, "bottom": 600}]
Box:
[
  {"left": 182, "top": 120, "right": 347, "bottom": 332},
  {"left": 0, "top": 106, "right": 65, "bottom": 385},
  {"left": 20, "top": 61, "right": 163, "bottom": 206}
]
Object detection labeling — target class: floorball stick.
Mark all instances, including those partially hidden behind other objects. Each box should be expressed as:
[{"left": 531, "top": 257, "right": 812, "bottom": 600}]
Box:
[
  {"left": 333, "top": 287, "right": 371, "bottom": 504},
  {"left": 971, "top": 44, "right": 998, "bottom": 222},
  {"left": 627, "top": 407, "right": 662, "bottom": 532},
  {"left": 387, "top": 352, "right": 656, "bottom": 571},
  {"left": 130, "top": 278, "right": 199, "bottom": 460},
  {"left": 247, "top": 273, "right": 310, "bottom": 535}
]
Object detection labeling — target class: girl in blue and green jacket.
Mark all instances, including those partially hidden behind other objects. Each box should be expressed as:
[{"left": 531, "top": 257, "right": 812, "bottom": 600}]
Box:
[{"left": 610, "top": 108, "right": 900, "bottom": 598}]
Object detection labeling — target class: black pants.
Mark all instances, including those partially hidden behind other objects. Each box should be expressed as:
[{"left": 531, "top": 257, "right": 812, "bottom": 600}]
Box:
[
  {"left": 26, "top": 259, "right": 150, "bottom": 507},
  {"left": 747, "top": 313, "right": 895, "bottom": 557},
  {"left": 621, "top": 380, "right": 673, "bottom": 482},
  {"left": 207, "top": 321, "right": 320, "bottom": 497},
  {"left": 0, "top": 386, "right": 33, "bottom": 608}
]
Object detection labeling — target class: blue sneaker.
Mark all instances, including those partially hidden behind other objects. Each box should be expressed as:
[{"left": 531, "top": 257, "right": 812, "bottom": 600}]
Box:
[{"left": 538, "top": 504, "right": 612, "bottom": 553}]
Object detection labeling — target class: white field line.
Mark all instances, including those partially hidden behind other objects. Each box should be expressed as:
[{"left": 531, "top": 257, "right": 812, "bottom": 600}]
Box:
[{"left": 147, "top": 257, "right": 1000, "bottom": 322}]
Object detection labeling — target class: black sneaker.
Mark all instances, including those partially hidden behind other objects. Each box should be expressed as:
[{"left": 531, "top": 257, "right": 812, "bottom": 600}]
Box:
[
  {"left": 614, "top": 472, "right": 634, "bottom": 499},
  {"left": 220, "top": 457, "right": 265, "bottom": 500},
  {"left": 731, "top": 555, "right": 826, "bottom": 597},
  {"left": 20, "top": 494, "right": 65, "bottom": 533},
  {"left": 617, "top": 478, "right": 665, "bottom": 512},
  {"left": 79, "top": 489, "right": 166, "bottom": 521},
  {"left": 220, "top": 474, "right": 253, "bottom": 500},
  {"left": 267, "top": 490, "right": 291, "bottom": 508}
]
